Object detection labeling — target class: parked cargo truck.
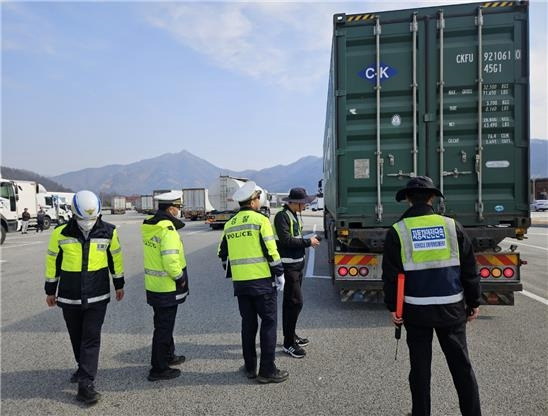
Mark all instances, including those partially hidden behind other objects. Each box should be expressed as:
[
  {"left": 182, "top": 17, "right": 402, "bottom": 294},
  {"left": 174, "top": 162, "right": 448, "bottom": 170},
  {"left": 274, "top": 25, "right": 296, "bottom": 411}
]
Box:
[
  {"left": 111, "top": 196, "right": 126, "bottom": 215},
  {"left": 137, "top": 195, "right": 154, "bottom": 214},
  {"left": 206, "top": 176, "right": 271, "bottom": 229},
  {"left": 182, "top": 188, "right": 214, "bottom": 221},
  {"left": 0, "top": 179, "right": 19, "bottom": 244},
  {"left": 324, "top": 1, "right": 529, "bottom": 304}
]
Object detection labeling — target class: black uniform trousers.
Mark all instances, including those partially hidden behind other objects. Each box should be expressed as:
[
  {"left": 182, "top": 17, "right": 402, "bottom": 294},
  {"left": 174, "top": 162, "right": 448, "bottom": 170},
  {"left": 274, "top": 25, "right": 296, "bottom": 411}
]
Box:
[
  {"left": 406, "top": 321, "right": 481, "bottom": 416},
  {"left": 282, "top": 269, "right": 304, "bottom": 347},
  {"left": 62, "top": 303, "right": 107, "bottom": 385},
  {"left": 237, "top": 292, "right": 277, "bottom": 377},
  {"left": 151, "top": 305, "right": 178, "bottom": 372}
]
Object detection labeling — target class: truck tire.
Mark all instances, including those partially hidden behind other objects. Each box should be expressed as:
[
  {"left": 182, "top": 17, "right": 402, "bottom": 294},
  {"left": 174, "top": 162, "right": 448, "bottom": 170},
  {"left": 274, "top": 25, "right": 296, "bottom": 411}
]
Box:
[
  {"left": 1, "top": 224, "right": 6, "bottom": 245},
  {"left": 43, "top": 216, "right": 51, "bottom": 230},
  {"left": 57, "top": 216, "right": 66, "bottom": 225}
]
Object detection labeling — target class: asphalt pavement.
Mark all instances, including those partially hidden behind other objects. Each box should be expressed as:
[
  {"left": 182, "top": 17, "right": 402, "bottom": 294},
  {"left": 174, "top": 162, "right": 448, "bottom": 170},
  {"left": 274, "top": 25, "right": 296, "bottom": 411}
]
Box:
[{"left": 1, "top": 212, "right": 546, "bottom": 415}]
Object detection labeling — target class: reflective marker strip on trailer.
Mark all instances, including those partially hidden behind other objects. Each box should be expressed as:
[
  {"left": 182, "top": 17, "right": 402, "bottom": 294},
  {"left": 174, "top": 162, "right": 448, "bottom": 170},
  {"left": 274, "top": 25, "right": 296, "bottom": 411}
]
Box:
[
  {"left": 482, "top": 2, "right": 515, "bottom": 7},
  {"left": 475, "top": 254, "right": 518, "bottom": 266},
  {"left": 335, "top": 254, "right": 378, "bottom": 266}
]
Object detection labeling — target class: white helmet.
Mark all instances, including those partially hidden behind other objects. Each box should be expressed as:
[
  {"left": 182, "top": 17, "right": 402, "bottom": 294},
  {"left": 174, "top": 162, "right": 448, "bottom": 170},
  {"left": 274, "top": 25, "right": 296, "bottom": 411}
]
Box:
[{"left": 72, "top": 190, "right": 101, "bottom": 220}]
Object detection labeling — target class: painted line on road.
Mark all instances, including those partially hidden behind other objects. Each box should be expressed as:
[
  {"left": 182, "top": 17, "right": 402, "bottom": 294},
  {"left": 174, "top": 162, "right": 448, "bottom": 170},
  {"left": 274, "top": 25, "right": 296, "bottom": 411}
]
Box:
[
  {"left": 307, "top": 275, "right": 332, "bottom": 280},
  {"left": 304, "top": 225, "right": 317, "bottom": 278},
  {"left": 527, "top": 232, "right": 548, "bottom": 236},
  {"left": 509, "top": 242, "right": 548, "bottom": 251},
  {"left": 1, "top": 241, "right": 43, "bottom": 249},
  {"left": 519, "top": 290, "right": 548, "bottom": 305}
]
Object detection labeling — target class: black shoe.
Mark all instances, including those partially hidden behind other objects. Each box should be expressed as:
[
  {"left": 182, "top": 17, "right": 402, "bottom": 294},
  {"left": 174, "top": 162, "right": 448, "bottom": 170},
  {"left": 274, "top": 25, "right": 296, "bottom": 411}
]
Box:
[
  {"left": 147, "top": 367, "right": 181, "bottom": 382},
  {"left": 283, "top": 343, "right": 306, "bottom": 358},
  {"left": 257, "top": 369, "right": 289, "bottom": 384},
  {"left": 239, "top": 365, "right": 257, "bottom": 379},
  {"left": 76, "top": 383, "right": 100, "bottom": 405},
  {"left": 295, "top": 335, "right": 309, "bottom": 347},
  {"left": 70, "top": 371, "right": 79, "bottom": 383},
  {"left": 168, "top": 355, "right": 186, "bottom": 366}
]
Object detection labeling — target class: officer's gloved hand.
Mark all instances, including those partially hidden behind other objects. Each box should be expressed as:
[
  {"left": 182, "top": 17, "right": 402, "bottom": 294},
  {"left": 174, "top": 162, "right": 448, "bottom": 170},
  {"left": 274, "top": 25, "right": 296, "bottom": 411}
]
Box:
[{"left": 275, "top": 274, "right": 285, "bottom": 292}]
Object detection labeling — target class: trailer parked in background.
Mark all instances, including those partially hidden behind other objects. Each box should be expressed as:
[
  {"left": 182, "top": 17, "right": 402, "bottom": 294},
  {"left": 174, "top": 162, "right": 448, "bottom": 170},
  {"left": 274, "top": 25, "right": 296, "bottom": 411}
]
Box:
[
  {"left": 182, "top": 188, "right": 214, "bottom": 221},
  {"left": 137, "top": 195, "right": 155, "bottom": 214},
  {"left": 111, "top": 196, "right": 126, "bottom": 215},
  {"left": 206, "top": 176, "right": 271, "bottom": 229}
]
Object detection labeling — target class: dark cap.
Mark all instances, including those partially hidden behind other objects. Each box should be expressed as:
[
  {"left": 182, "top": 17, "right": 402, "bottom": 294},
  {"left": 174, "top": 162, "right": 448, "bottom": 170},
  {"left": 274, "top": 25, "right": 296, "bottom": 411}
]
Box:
[
  {"left": 395, "top": 176, "right": 445, "bottom": 202},
  {"left": 282, "top": 187, "right": 316, "bottom": 204}
]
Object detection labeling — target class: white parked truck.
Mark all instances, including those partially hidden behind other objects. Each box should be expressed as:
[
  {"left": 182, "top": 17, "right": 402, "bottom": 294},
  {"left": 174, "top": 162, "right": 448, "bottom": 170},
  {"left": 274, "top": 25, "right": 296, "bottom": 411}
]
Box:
[
  {"left": 111, "top": 196, "right": 126, "bottom": 215},
  {"left": 13, "top": 180, "right": 71, "bottom": 230},
  {"left": 0, "top": 178, "right": 19, "bottom": 244},
  {"left": 206, "top": 176, "right": 271, "bottom": 229},
  {"left": 182, "top": 188, "right": 214, "bottom": 221},
  {"left": 138, "top": 195, "right": 154, "bottom": 214}
]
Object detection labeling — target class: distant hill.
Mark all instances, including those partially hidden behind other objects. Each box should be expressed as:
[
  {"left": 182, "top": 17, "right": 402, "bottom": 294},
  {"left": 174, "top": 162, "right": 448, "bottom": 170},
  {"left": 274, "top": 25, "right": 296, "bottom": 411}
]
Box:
[
  {"left": 531, "top": 139, "right": 548, "bottom": 177},
  {"left": 52, "top": 150, "right": 323, "bottom": 195},
  {"left": 1, "top": 166, "right": 73, "bottom": 192},
  {"left": 17, "top": 139, "right": 545, "bottom": 196}
]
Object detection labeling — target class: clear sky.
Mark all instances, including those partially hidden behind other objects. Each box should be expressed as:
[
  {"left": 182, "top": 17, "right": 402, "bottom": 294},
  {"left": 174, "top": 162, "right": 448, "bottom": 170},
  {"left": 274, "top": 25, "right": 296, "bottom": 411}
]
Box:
[{"left": 2, "top": 0, "right": 547, "bottom": 176}]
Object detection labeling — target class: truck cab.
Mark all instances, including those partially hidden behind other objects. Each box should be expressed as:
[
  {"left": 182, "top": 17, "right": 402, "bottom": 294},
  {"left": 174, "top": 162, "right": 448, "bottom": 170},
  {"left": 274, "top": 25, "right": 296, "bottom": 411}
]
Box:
[{"left": 0, "top": 179, "right": 20, "bottom": 244}]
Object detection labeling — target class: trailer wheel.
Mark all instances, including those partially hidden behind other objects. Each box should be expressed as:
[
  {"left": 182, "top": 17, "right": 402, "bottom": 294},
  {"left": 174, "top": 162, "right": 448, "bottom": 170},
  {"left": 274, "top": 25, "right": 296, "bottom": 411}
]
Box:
[
  {"left": 43, "top": 216, "right": 51, "bottom": 230},
  {"left": 1, "top": 224, "right": 6, "bottom": 245}
]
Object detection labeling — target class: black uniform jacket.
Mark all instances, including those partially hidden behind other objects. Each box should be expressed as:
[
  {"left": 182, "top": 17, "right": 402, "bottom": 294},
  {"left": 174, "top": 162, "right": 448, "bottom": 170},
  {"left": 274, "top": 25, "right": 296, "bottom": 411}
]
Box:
[
  {"left": 45, "top": 216, "right": 125, "bottom": 309},
  {"left": 273, "top": 206, "right": 311, "bottom": 272},
  {"left": 382, "top": 203, "right": 481, "bottom": 327}
]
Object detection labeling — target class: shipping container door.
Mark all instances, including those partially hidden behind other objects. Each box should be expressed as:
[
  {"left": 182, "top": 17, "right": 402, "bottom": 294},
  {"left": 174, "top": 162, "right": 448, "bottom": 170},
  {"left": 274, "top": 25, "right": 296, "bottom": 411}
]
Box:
[
  {"left": 425, "top": 6, "right": 529, "bottom": 226},
  {"left": 336, "top": 15, "right": 425, "bottom": 224}
]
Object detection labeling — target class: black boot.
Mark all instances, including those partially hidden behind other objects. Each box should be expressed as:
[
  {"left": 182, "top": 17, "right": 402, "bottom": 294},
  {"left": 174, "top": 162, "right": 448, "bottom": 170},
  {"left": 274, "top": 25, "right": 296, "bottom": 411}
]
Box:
[{"left": 76, "top": 383, "right": 100, "bottom": 405}]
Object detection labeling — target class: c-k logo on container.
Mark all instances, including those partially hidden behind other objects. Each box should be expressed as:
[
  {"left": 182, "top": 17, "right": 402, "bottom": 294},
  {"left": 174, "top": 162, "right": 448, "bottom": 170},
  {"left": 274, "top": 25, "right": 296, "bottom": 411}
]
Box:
[{"left": 358, "top": 63, "right": 397, "bottom": 84}]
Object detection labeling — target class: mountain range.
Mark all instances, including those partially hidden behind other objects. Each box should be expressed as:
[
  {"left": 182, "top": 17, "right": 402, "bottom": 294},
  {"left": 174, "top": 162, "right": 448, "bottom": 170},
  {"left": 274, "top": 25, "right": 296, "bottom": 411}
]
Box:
[
  {"left": 4, "top": 139, "right": 546, "bottom": 196},
  {"left": 52, "top": 151, "right": 323, "bottom": 195}
]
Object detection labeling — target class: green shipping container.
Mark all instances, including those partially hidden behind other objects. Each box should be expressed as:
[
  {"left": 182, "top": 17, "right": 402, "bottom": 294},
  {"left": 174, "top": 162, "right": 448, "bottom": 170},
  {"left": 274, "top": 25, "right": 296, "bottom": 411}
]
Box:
[
  {"left": 324, "top": 1, "right": 530, "bottom": 233},
  {"left": 323, "top": 1, "right": 529, "bottom": 303}
]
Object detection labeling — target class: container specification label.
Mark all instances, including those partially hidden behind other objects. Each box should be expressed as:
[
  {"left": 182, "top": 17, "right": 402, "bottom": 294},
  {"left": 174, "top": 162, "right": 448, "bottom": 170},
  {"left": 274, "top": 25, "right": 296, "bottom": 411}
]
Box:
[
  {"left": 482, "top": 83, "right": 513, "bottom": 145},
  {"left": 354, "top": 159, "right": 370, "bottom": 179},
  {"left": 441, "top": 82, "right": 514, "bottom": 146}
]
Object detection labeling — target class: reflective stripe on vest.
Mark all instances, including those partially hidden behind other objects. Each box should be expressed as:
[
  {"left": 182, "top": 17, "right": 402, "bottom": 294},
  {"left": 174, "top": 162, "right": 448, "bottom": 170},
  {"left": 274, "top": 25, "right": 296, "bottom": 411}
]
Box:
[
  {"left": 57, "top": 293, "right": 110, "bottom": 305},
  {"left": 405, "top": 292, "right": 463, "bottom": 305},
  {"left": 223, "top": 210, "right": 280, "bottom": 281},
  {"left": 281, "top": 257, "right": 304, "bottom": 264},
  {"left": 394, "top": 214, "right": 463, "bottom": 306},
  {"left": 274, "top": 210, "right": 302, "bottom": 240},
  {"left": 274, "top": 209, "right": 305, "bottom": 264},
  {"left": 142, "top": 218, "right": 187, "bottom": 293}
]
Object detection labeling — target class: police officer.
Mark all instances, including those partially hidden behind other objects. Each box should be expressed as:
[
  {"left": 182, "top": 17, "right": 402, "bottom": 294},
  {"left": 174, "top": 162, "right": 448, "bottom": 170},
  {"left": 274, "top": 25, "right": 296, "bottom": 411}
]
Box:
[
  {"left": 218, "top": 181, "right": 289, "bottom": 384},
  {"left": 141, "top": 191, "right": 189, "bottom": 382},
  {"left": 45, "top": 190, "right": 125, "bottom": 405},
  {"left": 382, "top": 176, "right": 481, "bottom": 416},
  {"left": 274, "top": 187, "right": 320, "bottom": 358}
]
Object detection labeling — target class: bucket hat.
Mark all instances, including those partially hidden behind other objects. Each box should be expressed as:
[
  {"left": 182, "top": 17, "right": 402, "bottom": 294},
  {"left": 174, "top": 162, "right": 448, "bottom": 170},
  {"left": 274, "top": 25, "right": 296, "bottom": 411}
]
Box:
[
  {"left": 395, "top": 176, "right": 445, "bottom": 202},
  {"left": 282, "top": 188, "right": 316, "bottom": 204}
]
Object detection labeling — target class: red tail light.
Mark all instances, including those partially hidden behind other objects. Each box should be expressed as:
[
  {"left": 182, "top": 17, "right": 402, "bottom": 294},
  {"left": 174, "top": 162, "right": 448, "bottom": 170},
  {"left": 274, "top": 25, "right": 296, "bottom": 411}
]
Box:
[
  {"left": 480, "top": 268, "right": 490, "bottom": 278},
  {"left": 338, "top": 267, "right": 348, "bottom": 276},
  {"left": 503, "top": 268, "right": 515, "bottom": 278}
]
